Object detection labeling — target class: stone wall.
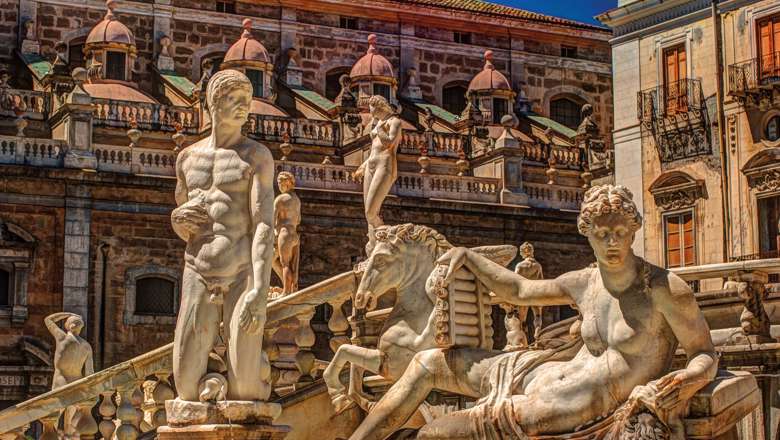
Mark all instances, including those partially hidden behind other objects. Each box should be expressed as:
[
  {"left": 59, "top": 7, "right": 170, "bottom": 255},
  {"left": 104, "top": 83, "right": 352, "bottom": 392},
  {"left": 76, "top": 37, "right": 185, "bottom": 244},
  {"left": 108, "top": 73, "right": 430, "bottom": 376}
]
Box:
[{"left": 0, "top": 0, "right": 18, "bottom": 64}]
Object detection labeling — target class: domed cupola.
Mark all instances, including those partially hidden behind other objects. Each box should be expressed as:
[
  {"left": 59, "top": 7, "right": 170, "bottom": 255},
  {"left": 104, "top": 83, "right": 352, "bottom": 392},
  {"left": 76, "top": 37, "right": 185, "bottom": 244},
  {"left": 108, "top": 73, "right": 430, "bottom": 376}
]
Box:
[
  {"left": 221, "top": 18, "right": 273, "bottom": 99},
  {"left": 467, "top": 50, "right": 516, "bottom": 125},
  {"left": 84, "top": 0, "right": 136, "bottom": 82},
  {"left": 349, "top": 34, "right": 397, "bottom": 107}
]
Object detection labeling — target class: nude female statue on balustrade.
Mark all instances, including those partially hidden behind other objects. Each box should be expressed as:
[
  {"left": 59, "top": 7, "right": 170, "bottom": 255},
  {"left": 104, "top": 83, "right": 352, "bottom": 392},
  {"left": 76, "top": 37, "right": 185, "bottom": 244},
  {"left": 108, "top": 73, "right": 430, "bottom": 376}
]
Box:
[
  {"left": 353, "top": 95, "right": 401, "bottom": 255},
  {"left": 347, "top": 184, "right": 717, "bottom": 440}
]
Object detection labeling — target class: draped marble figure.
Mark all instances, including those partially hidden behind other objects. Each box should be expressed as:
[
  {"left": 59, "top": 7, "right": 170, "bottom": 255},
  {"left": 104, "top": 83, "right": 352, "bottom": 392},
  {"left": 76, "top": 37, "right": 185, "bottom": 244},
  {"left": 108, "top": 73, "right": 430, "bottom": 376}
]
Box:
[
  {"left": 170, "top": 69, "right": 274, "bottom": 402},
  {"left": 347, "top": 185, "right": 717, "bottom": 440}
]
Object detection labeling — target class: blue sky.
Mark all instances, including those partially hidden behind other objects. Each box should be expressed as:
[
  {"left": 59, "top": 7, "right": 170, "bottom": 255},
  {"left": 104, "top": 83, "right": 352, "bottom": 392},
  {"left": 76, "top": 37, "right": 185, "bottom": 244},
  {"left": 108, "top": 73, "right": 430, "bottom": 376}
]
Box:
[{"left": 494, "top": 0, "right": 616, "bottom": 26}]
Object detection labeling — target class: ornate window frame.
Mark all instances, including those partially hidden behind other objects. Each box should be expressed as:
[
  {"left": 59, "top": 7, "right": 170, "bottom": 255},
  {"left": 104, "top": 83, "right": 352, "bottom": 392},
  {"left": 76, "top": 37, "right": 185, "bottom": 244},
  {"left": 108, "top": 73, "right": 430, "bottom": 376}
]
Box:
[
  {"left": 0, "top": 220, "right": 36, "bottom": 327},
  {"left": 649, "top": 171, "right": 707, "bottom": 211},
  {"left": 760, "top": 109, "right": 780, "bottom": 148},
  {"left": 653, "top": 30, "right": 693, "bottom": 87},
  {"left": 745, "top": 2, "right": 780, "bottom": 61},
  {"left": 743, "top": 148, "right": 780, "bottom": 195},
  {"left": 124, "top": 265, "right": 180, "bottom": 325}
]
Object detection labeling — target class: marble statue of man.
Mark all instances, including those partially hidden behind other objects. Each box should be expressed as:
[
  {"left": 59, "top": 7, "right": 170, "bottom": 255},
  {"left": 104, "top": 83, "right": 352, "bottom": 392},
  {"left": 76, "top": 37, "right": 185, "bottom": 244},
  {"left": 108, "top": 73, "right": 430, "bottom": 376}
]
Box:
[
  {"left": 514, "top": 242, "right": 544, "bottom": 341},
  {"left": 171, "top": 69, "right": 274, "bottom": 402},
  {"left": 274, "top": 171, "right": 301, "bottom": 295},
  {"left": 45, "top": 312, "right": 93, "bottom": 389}
]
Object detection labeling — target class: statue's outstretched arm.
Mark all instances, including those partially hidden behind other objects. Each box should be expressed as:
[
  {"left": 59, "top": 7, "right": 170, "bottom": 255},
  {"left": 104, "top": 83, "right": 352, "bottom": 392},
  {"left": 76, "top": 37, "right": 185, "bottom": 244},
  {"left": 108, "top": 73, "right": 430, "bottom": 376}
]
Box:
[{"left": 438, "top": 247, "right": 574, "bottom": 306}]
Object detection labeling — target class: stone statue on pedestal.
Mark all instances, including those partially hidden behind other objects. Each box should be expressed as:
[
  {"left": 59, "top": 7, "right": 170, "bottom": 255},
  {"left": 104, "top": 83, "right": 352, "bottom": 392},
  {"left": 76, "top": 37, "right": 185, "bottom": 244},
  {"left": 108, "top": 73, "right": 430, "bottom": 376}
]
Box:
[
  {"left": 346, "top": 185, "right": 719, "bottom": 440},
  {"left": 513, "top": 242, "right": 544, "bottom": 342},
  {"left": 353, "top": 95, "right": 401, "bottom": 255},
  {"left": 273, "top": 171, "right": 300, "bottom": 295},
  {"left": 164, "top": 69, "right": 284, "bottom": 435}
]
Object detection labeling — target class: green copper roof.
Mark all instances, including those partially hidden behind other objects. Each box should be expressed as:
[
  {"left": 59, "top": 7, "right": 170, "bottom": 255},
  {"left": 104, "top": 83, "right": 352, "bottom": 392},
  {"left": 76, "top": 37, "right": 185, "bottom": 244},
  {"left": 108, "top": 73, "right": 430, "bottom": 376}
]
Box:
[
  {"left": 291, "top": 87, "right": 336, "bottom": 112},
  {"left": 20, "top": 52, "right": 52, "bottom": 80},
  {"left": 526, "top": 114, "right": 577, "bottom": 138},
  {"left": 415, "top": 102, "right": 460, "bottom": 125},
  {"left": 160, "top": 71, "right": 196, "bottom": 98}
]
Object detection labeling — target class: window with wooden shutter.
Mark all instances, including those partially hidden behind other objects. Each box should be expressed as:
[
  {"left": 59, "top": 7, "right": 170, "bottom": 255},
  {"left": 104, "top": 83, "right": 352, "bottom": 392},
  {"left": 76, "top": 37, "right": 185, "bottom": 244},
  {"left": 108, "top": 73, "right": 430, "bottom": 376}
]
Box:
[
  {"left": 664, "top": 211, "right": 695, "bottom": 268},
  {"left": 663, "top": 44, "right": 687, "bottom": 115},
  {"left": 758, "top": 15, "right": 780, "bottom": 82}
]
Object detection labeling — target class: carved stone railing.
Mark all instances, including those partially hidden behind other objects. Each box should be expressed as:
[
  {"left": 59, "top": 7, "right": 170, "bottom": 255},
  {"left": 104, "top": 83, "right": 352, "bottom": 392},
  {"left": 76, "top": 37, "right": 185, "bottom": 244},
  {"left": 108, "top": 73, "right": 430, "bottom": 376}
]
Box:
[
  {"left": 93, "top": 145, "right": 176, "bottom": 177},
  {"left": 247, "top": 115, "right": 338, "bottom": 147},
  {"left": 399, "top": 130, "right": 466, "bottom": 158},
  {"left": 0, "top": 270, "right": 358, "bottom": 437},
  {"left": 0, "top": 135, "right": 64, "bottom": 167},
  {"left": 523, "top": 182, "right": 584, "bottom": 210},
  {"left": 0, "top": 88, "right": 49, "bottom": 119},
  {"left": 472, "top": 141, "right": 585, "bottom": 171},
  {"left": 92, "top": 99, "right": 198, "bottom": 134}
]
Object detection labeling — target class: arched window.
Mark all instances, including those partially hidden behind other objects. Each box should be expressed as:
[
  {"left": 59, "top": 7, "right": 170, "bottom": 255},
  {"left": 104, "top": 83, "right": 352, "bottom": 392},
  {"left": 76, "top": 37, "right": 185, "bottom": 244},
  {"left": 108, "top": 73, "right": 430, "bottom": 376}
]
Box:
[
  {"left": 325, "top": 68, "right": 350, "bottom": 101},
  {"left": 246, "top": 69, "right": 264, "bottom": 98},
  {"left": 0, "top": 267, "right": 9, "bottom": 307},
  {"left": 442, "top": 83, "right": 468, "bottom": 116},
  {"left": 549, "top": 97, "right": 581, "bottom": 129},
  {"left": 124, "top": 266, "right": 180, "bottom": 325},
  {"left": 135, "top": 276, "right": 176, "bottom": 316}
]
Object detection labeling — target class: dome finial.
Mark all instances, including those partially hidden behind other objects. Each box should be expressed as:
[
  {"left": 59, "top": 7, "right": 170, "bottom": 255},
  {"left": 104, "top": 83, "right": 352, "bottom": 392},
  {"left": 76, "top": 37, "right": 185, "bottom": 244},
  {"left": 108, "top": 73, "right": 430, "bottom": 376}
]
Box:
[
  {"left": 242, "top": 18, "right": 253, "bottom": 38},
  {"left": 105, "top": 0, "right": 117, "bottom": 20},
  {"left": 484, "top": 50, "right": 494, "bottom": 70},
  {"left": 367, "top": 34, "right": 377, "bottom": 54}
]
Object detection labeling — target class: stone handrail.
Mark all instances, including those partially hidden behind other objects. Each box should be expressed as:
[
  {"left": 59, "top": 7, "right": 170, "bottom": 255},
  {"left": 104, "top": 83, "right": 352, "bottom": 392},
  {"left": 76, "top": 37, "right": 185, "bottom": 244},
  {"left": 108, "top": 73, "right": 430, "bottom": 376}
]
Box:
[
  {"left": 0, "top": 270, "right": 358, "bottom": 436},
  {"left": 523, "top": 182, "right": 584, "bottom": 211},
  {"left": 93, "top": 144, "right": 177, "bottom": 177},
  {"left": 399, "top": 130, "right": 466, "bottom": 157},
  {"left": 247, "top": 115, "right": 338, "bottom": 147},
  {"left": 92, "top": 98, "right": 198, "bottom": 134},
  {"left": 0, "top": 135, "right": 64, "bottom": 167},
  {"left": 671, "top": 258, "right": 780, "bottom": 280},
  {"left": 0, "top": 88, "right": 49, "bottom": 118}
]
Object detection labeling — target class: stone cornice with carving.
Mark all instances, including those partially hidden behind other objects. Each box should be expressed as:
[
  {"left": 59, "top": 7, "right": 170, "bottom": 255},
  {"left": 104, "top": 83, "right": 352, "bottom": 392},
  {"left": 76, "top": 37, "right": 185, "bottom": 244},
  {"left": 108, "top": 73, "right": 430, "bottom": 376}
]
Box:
[
  {"left": 749, "top": 169, "right": 780, "bottom": 194},
  {"left": 649, "top": 173, "right": 706, "bottom": 211}
]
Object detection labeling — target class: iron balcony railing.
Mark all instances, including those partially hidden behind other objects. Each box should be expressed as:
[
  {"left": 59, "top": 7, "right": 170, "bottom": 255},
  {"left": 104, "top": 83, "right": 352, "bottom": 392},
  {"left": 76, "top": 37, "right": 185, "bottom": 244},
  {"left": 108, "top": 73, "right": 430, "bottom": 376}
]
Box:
[
  {"left": 637, "top": 78, "right": 705, "bottom": 124},
  {"left": 728, "top": 51, "right": 780, "bottom": 96}
]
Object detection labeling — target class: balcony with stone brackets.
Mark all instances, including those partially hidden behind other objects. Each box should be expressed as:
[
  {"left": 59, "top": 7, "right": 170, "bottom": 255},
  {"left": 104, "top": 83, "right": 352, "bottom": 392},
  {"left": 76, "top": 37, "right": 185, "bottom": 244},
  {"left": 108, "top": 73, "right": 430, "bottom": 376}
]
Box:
[
  {"left": 728, "top": 51, "right": 780, "bottom": 109},
  {"left": 637, "top": 78, "right": 711, "bottom": 163}
]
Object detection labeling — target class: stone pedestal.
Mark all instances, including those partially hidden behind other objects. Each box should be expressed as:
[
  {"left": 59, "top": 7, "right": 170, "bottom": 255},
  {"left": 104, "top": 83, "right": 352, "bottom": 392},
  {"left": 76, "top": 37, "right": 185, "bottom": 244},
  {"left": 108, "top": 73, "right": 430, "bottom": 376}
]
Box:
[{"left": 159, "top": 400, "right": 290, "bottom": 440}]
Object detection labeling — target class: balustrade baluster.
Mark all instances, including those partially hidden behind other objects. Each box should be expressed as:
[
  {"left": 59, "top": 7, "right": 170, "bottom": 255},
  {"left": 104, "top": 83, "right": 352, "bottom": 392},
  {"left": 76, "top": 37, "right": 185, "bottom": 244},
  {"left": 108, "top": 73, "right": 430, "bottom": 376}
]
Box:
[
  {"left": 149, "top": 373, "right": 174, "bottom": 429},
  {"left": 39, "top": 414, "right": 58, "bottom": 440},
  {"left": 98, "top": 390, "right": 117, "bottom": 440},
  {"left": 327, "top": 298, "right": 350, "bottom": 353},
  {"left": 74, "top": 399, "right": 100, "bottom": 440},
  {"left": 115, "top": 384, "right": 141, "bottom": 440},
  {"left": 294, "top": 309, "right": 316, "bottom": 389}
]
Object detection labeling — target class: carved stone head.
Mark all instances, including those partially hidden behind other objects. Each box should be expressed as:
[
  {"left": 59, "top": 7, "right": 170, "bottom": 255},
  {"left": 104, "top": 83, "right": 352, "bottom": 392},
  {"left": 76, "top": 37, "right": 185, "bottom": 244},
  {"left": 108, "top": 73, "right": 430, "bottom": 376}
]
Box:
[
  {"left": 277, "top": 171, "right": 295, "bottom": 193},
  {"left": 206, "top": 69, "right": 252, "bottom": 130},
  {"left": 577, "top": 185, "right": 642, "bottom": 268},
  {"left": 65, "top": 315, "right": 84, "bottom": 335},
  {"left": 368, "top": 95, "right": 393, "bottom": 119}
]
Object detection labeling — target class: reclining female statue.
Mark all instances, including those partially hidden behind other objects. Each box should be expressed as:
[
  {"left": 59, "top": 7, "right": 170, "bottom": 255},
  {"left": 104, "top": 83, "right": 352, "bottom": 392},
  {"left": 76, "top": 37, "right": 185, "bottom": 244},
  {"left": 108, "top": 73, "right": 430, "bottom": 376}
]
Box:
[{"left": 348, "top": 184, "right": 717, "bottom": 440}]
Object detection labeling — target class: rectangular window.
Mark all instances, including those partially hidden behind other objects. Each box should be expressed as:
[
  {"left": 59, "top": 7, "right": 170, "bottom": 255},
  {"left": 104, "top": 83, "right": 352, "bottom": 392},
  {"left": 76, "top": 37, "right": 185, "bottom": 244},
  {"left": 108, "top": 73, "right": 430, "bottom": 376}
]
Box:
[
  {"left": 339, "top": 16, "right": 358, "bottom": 30},
  {"left": 373, "top": 83, "right": 391, "bottom": 102},
  {"left": 662, "top": 44, "right": 687, "bottom": 114},
  {"left": 0, "top": 268, "right": 9, "bottom": 307},
  {"left": 758, "top": 14, "right": 780, "bottom": 81},
  {"left": 560, "top": 45, "right": 578, "bottom": 59},
  {"left": 105, "top": 51, "right": 126, "bottom": 81},
  {"left": 246, "top": 69, "right": 264, "bottom": 98},
  {"left": 216, "top": 0, "right": 236, "bottom": 14},
  {"left": 758, "top": 195, "right": 780, "bottom": 258},
  {"left": 664, "top": 211, "right": 695, "bottom": 268},
  {"left": 454, "top": 32, "right": 472, "bottom": 45},
  {"left": 492, "top": 98, "right": 508, "bottom": 124}
]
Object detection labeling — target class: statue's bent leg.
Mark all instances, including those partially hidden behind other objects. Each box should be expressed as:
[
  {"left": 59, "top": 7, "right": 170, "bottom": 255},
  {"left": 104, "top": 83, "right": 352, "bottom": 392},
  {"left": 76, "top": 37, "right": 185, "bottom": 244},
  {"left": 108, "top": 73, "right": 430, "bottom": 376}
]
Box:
[
  {"left": 364, "top": 167, "right": 394, "bottom": 228},
  {"left": 225, "top": 271, "right": 271, "bottom": 401},
  {"left": 323, "top": 345, "right": 382, "bottom": 412},
  {"left": 348, "top": 348, "right": 494, "bottom": 440},
  {"left": 277, "top": 228, "right": 295, "bottom": 294},
  {"left": 173, "top": 266, "right": 220, "bottom": 401}
]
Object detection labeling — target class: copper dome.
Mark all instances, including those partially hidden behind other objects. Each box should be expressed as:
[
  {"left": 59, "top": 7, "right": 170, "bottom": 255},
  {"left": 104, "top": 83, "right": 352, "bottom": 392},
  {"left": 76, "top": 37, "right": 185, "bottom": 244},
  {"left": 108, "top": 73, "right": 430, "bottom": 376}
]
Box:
[
  {"left": 224, "top": 19, "right": 271, "bottom": 65},
  {"left": 86, "top": 0, "right": 135, "bottom": 46},
  {"left": 350, "top": 34, "right": 394, "bottom": 79},
  {"left": 468, "top": 50, "right": 511, "bottom": 92}
]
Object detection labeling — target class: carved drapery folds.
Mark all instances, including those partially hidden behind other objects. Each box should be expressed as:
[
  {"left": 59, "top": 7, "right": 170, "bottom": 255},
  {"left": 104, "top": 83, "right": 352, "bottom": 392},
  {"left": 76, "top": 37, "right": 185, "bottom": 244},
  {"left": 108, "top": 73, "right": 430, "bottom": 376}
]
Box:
[
  {"left": 743, "top": 148, "right": 780, "bottom": 194},
  {"left": 649, "top": 171, "right": 706, "bottom": 211},
  {"left": 0, "top": 219, "right": 36, "bottom": 326}
]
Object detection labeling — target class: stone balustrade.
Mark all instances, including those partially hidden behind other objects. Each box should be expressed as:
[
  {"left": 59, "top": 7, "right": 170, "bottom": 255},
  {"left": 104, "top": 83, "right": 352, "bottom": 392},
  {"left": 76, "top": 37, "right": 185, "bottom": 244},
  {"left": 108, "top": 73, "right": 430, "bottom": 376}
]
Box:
[
  {"left": 399, "top": 130, "right": 466, "bottom": 157},
  {"left": 93, "top": 144, "right": 177, "bottom": 177},
  {"left": 0, "top": 88, "right": 49, "bottom": 118},
  {"left": 523, "top": 182, "right": 584, "bottom": 210},
  {"left": 247, "top": 115, "right": 338, "bottom": 146},
  {"left": 92, "top": 99, "right": 198, "bottom": 134},
  {"left": 0, "top": 136, "right": 64, "bottom": 167}
]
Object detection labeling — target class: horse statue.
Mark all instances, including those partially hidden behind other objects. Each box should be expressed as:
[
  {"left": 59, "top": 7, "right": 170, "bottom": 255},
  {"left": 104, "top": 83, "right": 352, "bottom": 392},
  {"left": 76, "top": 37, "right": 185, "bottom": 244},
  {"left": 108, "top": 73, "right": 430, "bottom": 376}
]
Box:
[{"left": 322, "top": 223, "right": 516, "bottom": 413}]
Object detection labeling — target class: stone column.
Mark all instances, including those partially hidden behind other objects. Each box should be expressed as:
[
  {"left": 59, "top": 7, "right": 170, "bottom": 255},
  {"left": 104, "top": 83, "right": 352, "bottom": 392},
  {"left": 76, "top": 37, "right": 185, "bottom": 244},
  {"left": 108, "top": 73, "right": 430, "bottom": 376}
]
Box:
[{"left": 63, "top": 184, "right": 92, "bottom": 324}]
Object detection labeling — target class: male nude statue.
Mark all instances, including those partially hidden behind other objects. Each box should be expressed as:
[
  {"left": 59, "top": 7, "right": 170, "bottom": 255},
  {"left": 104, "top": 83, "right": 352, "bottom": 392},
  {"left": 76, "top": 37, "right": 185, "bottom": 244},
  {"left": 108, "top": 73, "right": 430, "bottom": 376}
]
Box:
[
  {"left": 45, "top": 312, "right": 93, "bottom": 389},
  {"left": 513, "top": 242, "right": 544, "bottom": 341},
  {"left": 273, "top": 171, "right": 301, "bottom": 295},
  {"left": 171, "top": 69, "right": 274, "bottom": 402}
]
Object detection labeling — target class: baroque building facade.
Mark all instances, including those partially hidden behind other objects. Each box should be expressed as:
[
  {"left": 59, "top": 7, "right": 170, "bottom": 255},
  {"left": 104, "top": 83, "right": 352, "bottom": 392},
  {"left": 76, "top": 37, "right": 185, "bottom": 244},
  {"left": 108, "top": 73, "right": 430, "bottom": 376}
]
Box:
[
  {"left": 599, "top": 0, "right": 780, "bottom": 438},
  {"left": 0, "top": 0, "right": 613, "bottom": 408}
]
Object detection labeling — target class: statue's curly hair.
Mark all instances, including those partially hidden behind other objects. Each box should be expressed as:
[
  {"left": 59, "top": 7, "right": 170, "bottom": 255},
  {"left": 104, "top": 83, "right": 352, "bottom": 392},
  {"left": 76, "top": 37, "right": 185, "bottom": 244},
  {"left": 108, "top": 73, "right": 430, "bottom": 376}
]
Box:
[
  {"left": 368, "top": 95, "right": 394, "bottom": 115},
  {"left": 206, "top": 69, "right": 252, "bottom": 117},
  {"left": 577, "top": 185, "right": 642, "bottom": 236},
  {"left": 374, "top": 223, "right": 452, "bottom": 258}
]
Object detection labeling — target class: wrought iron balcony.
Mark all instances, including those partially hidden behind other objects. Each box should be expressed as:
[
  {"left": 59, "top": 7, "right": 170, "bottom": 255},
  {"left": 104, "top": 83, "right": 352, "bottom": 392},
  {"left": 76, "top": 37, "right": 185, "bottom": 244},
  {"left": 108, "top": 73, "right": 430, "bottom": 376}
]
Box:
[
  {"left": 728, "top": 51, "right": 780, "bottom": 106},
  {"left": 636, "top": 78, "right": 711, "bottom": 163}
]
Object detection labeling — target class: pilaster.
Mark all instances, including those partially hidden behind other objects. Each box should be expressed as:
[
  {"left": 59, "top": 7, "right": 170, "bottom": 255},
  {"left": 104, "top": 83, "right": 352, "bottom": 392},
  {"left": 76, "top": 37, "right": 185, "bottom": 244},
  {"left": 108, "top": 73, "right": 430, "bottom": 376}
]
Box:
[{"left": 63, "top": 184, "right": 92, "bottom": 325}]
